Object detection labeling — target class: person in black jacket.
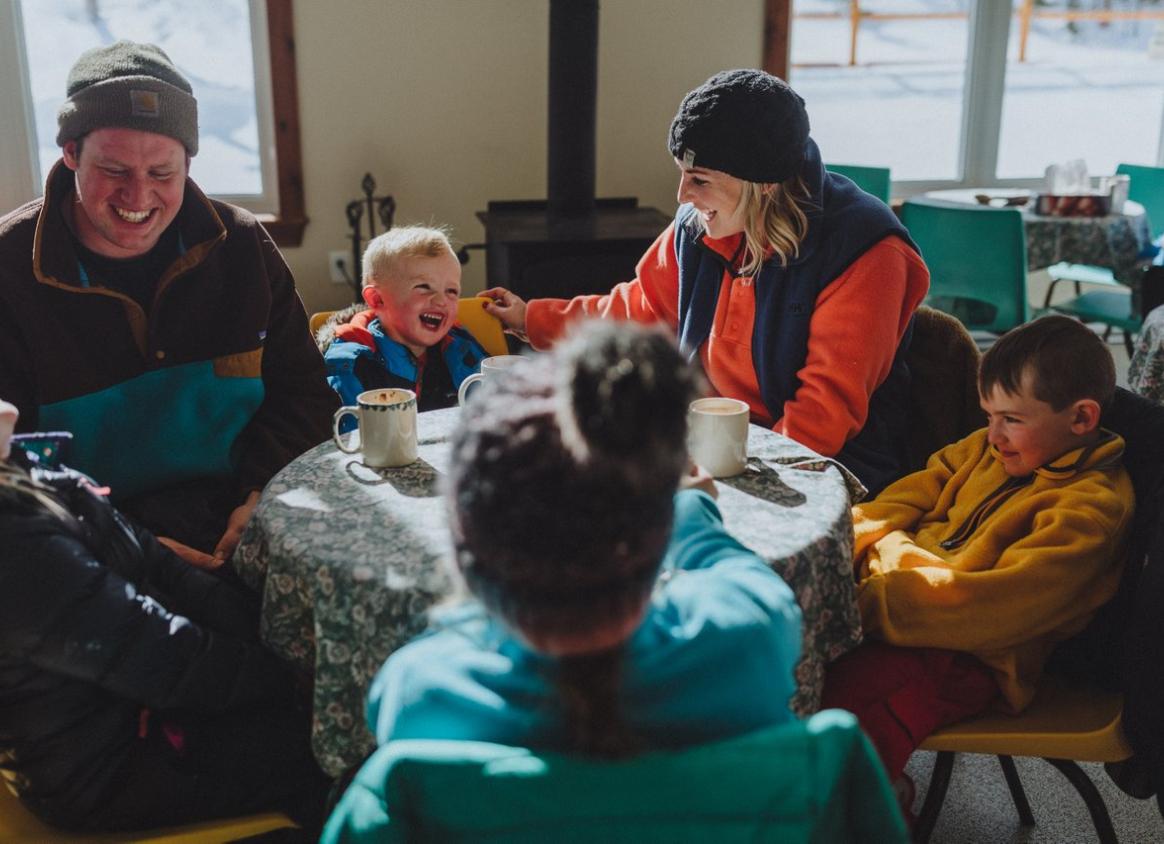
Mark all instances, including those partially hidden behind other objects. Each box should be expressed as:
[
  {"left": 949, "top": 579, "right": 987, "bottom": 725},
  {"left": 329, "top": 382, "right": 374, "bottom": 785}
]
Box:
[{"left": 0, "top": 398, "right": 329, "bottom": 834}]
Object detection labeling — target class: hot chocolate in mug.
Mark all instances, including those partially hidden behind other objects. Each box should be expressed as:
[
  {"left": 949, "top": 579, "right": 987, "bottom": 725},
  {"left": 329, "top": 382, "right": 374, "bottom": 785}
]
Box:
[
  {"left": 687, "top": 396, "right": 750, "bottom": 478},
  {"left": 333, "top": 388, "right": 418, "bottom": 468}
]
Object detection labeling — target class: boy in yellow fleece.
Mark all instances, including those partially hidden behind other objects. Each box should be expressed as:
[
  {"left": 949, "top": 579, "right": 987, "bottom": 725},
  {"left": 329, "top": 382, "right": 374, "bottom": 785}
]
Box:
[{"left": 823, "top": 315, "right": 1134, "bottom": 789}]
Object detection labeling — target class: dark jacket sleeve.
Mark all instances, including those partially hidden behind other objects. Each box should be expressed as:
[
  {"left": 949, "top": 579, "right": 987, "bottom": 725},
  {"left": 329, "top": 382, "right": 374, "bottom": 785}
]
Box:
[
  {"left": 55, "top": 475, "right": 261, "bottom": 639},
  {"left": 0, "top": 301, "right": 37, "bottom": 432},
  {"left": 0, "top": 513, "right": 289, "bottom": 713},
  {"left": 132, "top": 522, "right": 262, "bottom": 640},
  {"left": 232, "top": 226, "right": 339, "bottom": 498}
]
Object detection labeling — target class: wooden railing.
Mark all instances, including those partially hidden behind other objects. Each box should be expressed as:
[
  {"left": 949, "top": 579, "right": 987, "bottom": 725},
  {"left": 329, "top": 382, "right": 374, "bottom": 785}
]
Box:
[{"left": 793, "top": 0, "right": 1164, "bottom": 66}]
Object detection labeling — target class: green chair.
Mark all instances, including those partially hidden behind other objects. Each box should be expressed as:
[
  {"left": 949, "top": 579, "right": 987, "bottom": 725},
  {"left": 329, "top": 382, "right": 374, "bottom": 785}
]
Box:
[
  {"left": 826, "top": 163, "right": 891, "bottom": 205},
  {"left": 1043, "top": 284, "right": 1141, "bottom": 357},
  {"left": 900, "top": 198, "right": 1031, "bottom": 337},
  {"left": 1117, "top": 162, "right": 1164, "bottom": 243},
  {"left": 321, "top": 711, "right": 909, "bottom": 844},
  {"left": 1041, "top": 163, "right": 1164, "bottom": 355}
]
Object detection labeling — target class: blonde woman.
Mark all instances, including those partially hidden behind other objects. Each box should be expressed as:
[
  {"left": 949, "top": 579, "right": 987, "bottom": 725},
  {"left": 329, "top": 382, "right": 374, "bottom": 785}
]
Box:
[{"left": 484, "top": 70, "right": 930, "bottom": 493}]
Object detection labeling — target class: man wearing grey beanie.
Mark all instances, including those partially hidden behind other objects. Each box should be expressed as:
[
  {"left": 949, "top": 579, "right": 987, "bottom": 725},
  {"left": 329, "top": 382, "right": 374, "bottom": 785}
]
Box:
[{"left": 0, "top": 41, "right": 338, "bottom": 569}]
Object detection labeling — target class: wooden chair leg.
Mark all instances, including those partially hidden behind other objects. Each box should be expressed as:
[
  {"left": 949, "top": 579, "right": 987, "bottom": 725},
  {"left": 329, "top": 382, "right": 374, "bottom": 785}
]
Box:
[
  {"left": 1124, "top": 330, "right": 1135, "bottom": 359},
  {"left": 1043, "top": 758, "right": 1120, "bottom": 844},
  {"left": 913, "top": 750, "right": 955, "bottom": 843},
  {"left": 997, "top": 755, "right": 1035, "bottom": 825}
]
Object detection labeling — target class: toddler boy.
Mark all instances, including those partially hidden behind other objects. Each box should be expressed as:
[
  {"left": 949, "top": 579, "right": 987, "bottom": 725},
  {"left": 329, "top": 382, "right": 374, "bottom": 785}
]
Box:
[
  {"left": 320, "top": 226, "right": 486, "bottom": 416},
  {"left": 823, "top": 315, "right": 1134, "bottom": 786}
]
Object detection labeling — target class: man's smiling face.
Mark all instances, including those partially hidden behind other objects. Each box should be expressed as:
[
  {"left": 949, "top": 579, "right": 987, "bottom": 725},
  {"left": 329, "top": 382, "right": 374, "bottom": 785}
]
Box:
[{"left": 63, "top": 127, "right": 188, "bottom": 259}]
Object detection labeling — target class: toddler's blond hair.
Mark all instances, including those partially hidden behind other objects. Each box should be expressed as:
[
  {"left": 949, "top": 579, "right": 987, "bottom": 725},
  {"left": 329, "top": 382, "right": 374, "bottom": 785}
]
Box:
[{"left": 361, "top": 225, "right": 455, "bottom": 287}]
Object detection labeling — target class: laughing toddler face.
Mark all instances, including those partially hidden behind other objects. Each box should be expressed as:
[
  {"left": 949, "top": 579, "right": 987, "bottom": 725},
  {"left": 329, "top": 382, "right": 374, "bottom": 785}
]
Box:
[{"left": 364, "top": 250, "right": 462, "bottom": 358}]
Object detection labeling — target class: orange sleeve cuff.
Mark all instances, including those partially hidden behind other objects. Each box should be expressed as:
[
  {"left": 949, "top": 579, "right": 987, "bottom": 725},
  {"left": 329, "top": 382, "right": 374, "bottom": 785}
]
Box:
[{"left": 525, "top": 224, "right": 680, "bottom": 349}]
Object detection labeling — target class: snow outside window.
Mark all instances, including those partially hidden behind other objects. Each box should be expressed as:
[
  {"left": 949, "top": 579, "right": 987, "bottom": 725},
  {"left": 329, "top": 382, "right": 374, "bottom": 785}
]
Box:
[{"left": 788, "top": 0, "right": 1164, "bottom": 193}]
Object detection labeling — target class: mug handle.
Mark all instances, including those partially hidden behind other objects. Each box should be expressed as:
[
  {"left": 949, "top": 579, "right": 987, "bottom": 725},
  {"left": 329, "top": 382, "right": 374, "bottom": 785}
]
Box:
[
  {"left": 333, "top": 407, "right": 361, "bottom": 453},
  {"left": 457, "top": 372, "right": 485, "bottom": 406}
]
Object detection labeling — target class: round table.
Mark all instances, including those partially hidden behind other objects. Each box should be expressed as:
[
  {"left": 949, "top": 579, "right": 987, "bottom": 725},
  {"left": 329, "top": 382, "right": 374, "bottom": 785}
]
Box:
[
  {"left": 233, "top": 407, "right": 864, "bottom": 777},
  {"left": 922, "top": 190, "right": 1152, "bottom": 290}
]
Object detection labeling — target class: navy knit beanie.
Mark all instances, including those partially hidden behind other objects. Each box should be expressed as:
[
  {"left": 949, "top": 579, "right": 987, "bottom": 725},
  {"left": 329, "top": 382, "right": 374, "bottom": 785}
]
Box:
[
  {"left": 668, "top": 69, "right": 809, "bottom": 184},
  {"left": 57, "top": 41, "right": 198, "bottom": 155}
]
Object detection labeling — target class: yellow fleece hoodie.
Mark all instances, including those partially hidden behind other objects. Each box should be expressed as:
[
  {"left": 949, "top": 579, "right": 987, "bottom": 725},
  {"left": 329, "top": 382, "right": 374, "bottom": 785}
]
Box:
[{"left": 854, "top": 427, "right": 1134, "bottom": 711}]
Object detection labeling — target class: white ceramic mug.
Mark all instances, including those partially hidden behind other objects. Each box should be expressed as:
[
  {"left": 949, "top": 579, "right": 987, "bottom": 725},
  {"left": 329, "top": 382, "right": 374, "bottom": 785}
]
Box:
[
  {"left": 333, "top": 388, "right": 418, "bottom": 468},
  {"left": 687, "top": 397, "right": 750, "bottom": 478},
  {"left": 457, "top": 354, "right": 525, "bottom": 405},
  {"left": 0, "top": 399, "right": 18, "bottom": 460}
]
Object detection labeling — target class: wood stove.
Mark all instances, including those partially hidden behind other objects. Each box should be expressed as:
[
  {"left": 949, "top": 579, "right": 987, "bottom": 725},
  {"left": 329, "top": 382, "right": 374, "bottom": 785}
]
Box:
[{"left": 475, "top": 0, "right": 670, "bottom": 301}]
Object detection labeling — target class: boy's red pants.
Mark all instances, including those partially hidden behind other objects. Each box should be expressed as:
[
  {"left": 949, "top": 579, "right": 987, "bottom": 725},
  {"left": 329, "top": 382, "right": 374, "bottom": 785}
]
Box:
[{"left": 821, "top": 640, "right": 999, "bottom": 779}]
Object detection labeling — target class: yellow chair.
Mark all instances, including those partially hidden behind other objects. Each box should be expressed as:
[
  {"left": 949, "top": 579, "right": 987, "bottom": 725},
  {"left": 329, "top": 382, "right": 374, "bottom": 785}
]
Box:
[
  {"left": 308, "top": 309, "right": 335, "bottom": 336},
  {"left": 309, "top": 298, "right": 508, "bottom": 356},
  {"left": 913, "top": 674, "right": 1131, "bottom": 843},
  {"left": 454, "top": 296, "right": 509, "bottom": 356},
  {"left": 0, "top": 783, "right": 297, "bottom": 843}
]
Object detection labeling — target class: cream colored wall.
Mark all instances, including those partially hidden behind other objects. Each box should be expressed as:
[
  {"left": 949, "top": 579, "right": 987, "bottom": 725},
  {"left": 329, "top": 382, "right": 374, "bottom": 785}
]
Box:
[{"left": 287, "top": 0, "right": 763, "bottom": 315}]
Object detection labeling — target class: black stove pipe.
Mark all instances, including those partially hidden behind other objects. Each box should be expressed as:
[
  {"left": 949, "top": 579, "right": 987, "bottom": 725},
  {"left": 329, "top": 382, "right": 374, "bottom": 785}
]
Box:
[{"left": 547, "top": 0, "right": 598, "bottom": 220}]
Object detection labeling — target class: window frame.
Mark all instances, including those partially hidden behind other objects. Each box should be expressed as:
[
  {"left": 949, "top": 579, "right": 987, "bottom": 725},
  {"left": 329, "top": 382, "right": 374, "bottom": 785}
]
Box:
[
  {"left": 763, "top": 0, "right": 1164, "bottom": 197},
  {"left": 0, "top": 0, "right": 307, "bottom": 246}
]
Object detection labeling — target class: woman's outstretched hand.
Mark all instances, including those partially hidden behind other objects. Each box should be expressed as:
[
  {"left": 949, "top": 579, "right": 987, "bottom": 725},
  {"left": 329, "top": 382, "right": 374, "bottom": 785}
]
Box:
[{"left": 481, "top": 287, "right": 528, "bottom": 340}]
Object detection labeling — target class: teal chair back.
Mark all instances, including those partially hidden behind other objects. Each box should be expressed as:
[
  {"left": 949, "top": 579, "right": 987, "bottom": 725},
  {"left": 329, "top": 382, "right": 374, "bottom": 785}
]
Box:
[
  {"left": 826, "top": 163, "right": 891, "bottom": 205},
  {"left": 1117, "top": 162, "right": 1164, "bottom": 241},
  {"left": 321, "top": 711, "right": 908, "bottom": 844},
  {"left": 901, "top": 198, "right": 1031, "bottom": 335}
]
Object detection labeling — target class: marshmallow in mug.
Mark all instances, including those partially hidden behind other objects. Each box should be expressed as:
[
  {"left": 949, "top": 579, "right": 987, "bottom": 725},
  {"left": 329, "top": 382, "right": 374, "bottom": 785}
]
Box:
[
  {"left": 687, "top": 397, "right": 750, "bottom": 478},
  {"left": 333, "top": 388, "right": 418, "bottom": 468},
  {"left": 457, "top": 354, "right": 525, "bottom": 405}
]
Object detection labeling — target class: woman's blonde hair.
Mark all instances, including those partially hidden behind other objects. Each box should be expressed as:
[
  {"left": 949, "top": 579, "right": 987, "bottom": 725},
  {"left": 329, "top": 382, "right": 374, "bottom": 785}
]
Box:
[{"left": 732, "top": 176, "right": 811, "bottom": 277}]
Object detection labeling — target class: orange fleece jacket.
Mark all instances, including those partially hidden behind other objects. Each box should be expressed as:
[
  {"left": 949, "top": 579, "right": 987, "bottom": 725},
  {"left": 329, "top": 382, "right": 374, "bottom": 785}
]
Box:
[{"left": 525, "top": 224, "right": 929, "bottom": 457}]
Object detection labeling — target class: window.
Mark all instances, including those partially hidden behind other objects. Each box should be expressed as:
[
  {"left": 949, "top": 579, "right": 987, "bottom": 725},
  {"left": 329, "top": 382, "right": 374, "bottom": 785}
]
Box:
[
  {"left": 0, "top": 0, "right": 306, "bottom": 244},
  {"left": 997, "top": 0, "right": 1164, "bottom": 179},
  {"left": 790, "top": 0, "right": 971, "bottom": 182},
  {"left": 768, "top": 0, "right": 1164, "bottom": 193}
]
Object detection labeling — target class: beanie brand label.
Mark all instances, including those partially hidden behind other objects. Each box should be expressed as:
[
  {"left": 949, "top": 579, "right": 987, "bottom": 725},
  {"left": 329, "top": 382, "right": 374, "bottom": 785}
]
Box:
[
  {"left": 129, "top": 89, "right": 160, "bottom": 118},
  {"left": 681, "top": 148, "right": 696, "bottom": 168}
]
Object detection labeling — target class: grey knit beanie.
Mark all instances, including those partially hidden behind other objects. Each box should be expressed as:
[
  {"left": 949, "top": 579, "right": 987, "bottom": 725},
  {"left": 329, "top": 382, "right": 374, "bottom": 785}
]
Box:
[
  {"left": 668, "top": 69, "right": 809, "bottom": 184},
  {"left": 56, "top": 41, "right": 198, "bottom": 155}
]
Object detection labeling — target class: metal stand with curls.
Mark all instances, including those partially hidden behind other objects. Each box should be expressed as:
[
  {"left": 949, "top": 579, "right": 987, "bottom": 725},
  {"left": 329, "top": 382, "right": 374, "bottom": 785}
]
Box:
[{"left": 341, "top": 173, "right": 397, "bottom": 301}]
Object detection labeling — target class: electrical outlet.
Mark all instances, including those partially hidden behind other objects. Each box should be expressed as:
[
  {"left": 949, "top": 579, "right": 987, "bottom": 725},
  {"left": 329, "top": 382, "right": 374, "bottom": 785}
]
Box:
[{"left": 328, "top": 251, "right": 350, "bottom": 285}]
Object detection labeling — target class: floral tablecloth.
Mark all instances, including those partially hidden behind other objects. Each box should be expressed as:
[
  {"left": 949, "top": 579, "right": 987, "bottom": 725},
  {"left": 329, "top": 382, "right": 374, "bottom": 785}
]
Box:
[
  {"left": 1022, "top": 201, "right": 1153, "bottom": 309},
  {"left": 1129, "top": 304, "right": 1164, "bottom": 404},
  {"left": 922, "top": 191, "right": 1153, "bottom": 307},
  {"left": 233, "top": 407, "right": 864, "bottom": 778}
]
